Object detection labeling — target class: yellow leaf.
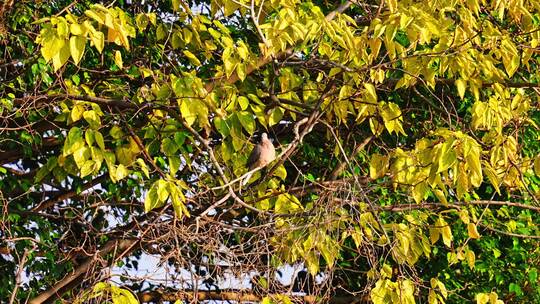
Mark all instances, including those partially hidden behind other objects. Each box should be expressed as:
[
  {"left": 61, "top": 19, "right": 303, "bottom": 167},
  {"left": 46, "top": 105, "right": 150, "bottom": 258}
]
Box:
[
  {"left": 476, "top": 293, "right": 490, "bottom": 304},
  {"left": 534, "top": 155, "right": 540, "bottom": 176},
  {"left": 69, "top": 35, "right": 86, "bottom": 65},
  {"left": 387, "top": 0, "right": 398, "bottom": 12},
  {"left": 183, "top": 50, "right": 201, "bottom": 66},
  {"left": 437, "top": 140, "right": 456, "bottom": 173},
  {"left": 71, "top": 104, "right": 85, "bottom": 122},
  {"left": 429, "top": 227, "right": 440, "bottom": 244},
  {"left": 369, "top": 153, "right": 389, "bottom": 179},
  {"left": 52, "top": 40, "right": 71, "bottom": 71},
  {"left": 483, "top": 161, "right": 501, "bottom": 194},
  {"left": 85, "top": 9, "right": 104, "bottom": 24},
  {"left": 433, "top": 189, "right": 448, "bottom": 206},
  {"left": 114, "top": 50, "right": 123, "bottom": 69},
  {"left": 90, "top": 31, "right": 105, "bottom": 53},
  {"left": 466, "top": 248, "right": 476, "bottom": 269},
  {"left": 70, "top": 23, "right": 84, "bottom": 35},
  {"left": 455, "top": 79, "right": 466, "bottom": 99},
  {"left": 273, "top": 165, "right": 287, "bottom": 180},
  {"left": 439, "top": 217, "right": 452, "bottom": 247},
  {"left": 467, "top": 223, "right": 480, "bottom": 239}
]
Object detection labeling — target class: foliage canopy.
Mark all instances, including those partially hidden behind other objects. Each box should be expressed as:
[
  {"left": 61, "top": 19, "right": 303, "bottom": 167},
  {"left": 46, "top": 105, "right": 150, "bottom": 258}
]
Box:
[{"left": 1, "top": 0, "right": 540, "bottom": 303}]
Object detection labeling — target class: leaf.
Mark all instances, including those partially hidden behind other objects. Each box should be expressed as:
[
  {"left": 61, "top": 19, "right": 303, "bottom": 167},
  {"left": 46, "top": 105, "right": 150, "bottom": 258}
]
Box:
[
  {"left": 183, "top": 50, "right": 201, "bottom": 66},
  {"left": 238, "top": 96, "right": 249, "bottom": 110},
  {"left": 437, "top": 140, "right": 456, "bottom": 173},
  {"left": 236, "top": 111, "right": 255, "bottom": 135},
  {"left": 429, "top": 227, "right": 440, "bottom": 244},
  {"left": 467, "top": 223, "right": 481, "bottom": 239},
  {"left": 466, "top": 248, "right": 476, "bottom": 269},
  {"left": 476, "top": 293, "right": 489, "bottom": 304},
  {"left": 69, "top": 21, "right": 83, "bottom": 34},
  {"left": 144, "top": 183, "right": 159, "bottom": 212},
  {"left": 169, "top": 156, "right": 181, "bottom": 174},
  {"left": 136, "top": 158, "right": 150, "bottom": 178},
  {"left": 273, "top": 165, "right": 287, "bottom": 180},
  {"left": 90, "top": 31, "right": 105, "bottom": 53},
  {"left": 110, "top": 125, "right": 124, "bottom": 139},
  {"left": 170, "top": 183, "right": 188, "bottom": 217},
  {"left": 456, "top": 79, "right": 466, "bottom": 99},
  {"left": 80, "top": 160, "right": 95, "bottom": 177},
  {"left": 114, "top": 50, "right": 123, "bottom": 69},
  {"left": 115, "top": 164, "right": 129, "bottom": 181},
  {"left": 269, "top": 107, "right": 284, "bottom": 126},
  {"left": 369, "top": 153, "right": 389, "bottom": 179},
  {"left": 52, "top": 40, "right": 70, "bottom": 71},
  {"left": 534, "top": 155, "right": 540, "bottom": 176},
  {"left": 135, "top": 14, "right": 148, "bottom": 31},
  {"left": 94, "top": 131, "right": 105, "bottom": 149},
  {"left": 214, "top": 117, "right": 231, "bottom": 137},
  {"left": 438, "top": 217, "right": 452, "bottom": 247},
  {"left": 161, "top": 138, "right": 179, "bottom": 156},
  {"left": 157, "top": 179, "right": 169, "bottom": 202},
  {"left": 180, "top": 100, "right": 196, "bottom": 126},
  {"left": 71, "top": 104, "right": 85, "bottom": 122},
  {"left": 85, "top": 9, "right": 104, "bottom": 24},
  {"left": 433, "top": 189, "right": 448, "bottom": 206},
  {"left": 73, "top": 146, "right": 90, "bottom": 168},
  {"left": 83, "top": 110, "right": 101, "bottom": 129},
  {"left": 69, "top": 35, "right": 86, "bottom": 65}
]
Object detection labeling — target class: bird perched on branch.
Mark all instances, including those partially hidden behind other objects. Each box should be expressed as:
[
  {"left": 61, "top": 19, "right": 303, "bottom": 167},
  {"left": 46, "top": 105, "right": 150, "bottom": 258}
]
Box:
[{"left": 243, "top": 132, "right": 276, "bottom": 186}]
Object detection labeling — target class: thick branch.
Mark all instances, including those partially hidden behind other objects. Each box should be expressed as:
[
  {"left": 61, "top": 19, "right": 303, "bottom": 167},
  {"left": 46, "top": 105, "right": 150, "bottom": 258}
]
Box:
[{"left": 28, "top": 238, "right": 137, "bottom": 304}]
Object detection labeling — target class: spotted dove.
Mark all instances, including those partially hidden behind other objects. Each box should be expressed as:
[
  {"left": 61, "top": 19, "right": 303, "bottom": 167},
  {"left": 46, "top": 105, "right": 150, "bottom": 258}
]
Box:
[{"left": 243, "top": 133, "right": 276, "bottom": 185}]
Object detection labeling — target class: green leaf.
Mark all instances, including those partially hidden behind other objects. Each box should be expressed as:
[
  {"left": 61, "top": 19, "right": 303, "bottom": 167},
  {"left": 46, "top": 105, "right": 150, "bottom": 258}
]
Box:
[
  {"left": 169, "top": 155, "right": 181, "bottom": 174},
  {"left": 161, "top": 138, "right": 179, "bottom": 156},
  {"left": 214, "top": 117, "right": 231, "bottom": 137},
  {"left": 236, "top": 111, "right": 255, "bottom": 135}
]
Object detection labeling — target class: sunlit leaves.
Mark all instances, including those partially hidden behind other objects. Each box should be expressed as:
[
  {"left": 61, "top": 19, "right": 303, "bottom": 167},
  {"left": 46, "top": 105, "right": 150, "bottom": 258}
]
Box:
[
  {"left": 145, "top": 179, "right": 189, "bottom": 217},
  {"left": 371, "top": 279, "right": 416, "bottom": 304},
  {"left": 475, "top": 292, "right": 504, "bottom": 304},
  {"left": 36, "top": 5, "right": 135, "bottom": 71},
  {"left": 91, "top": 282, "right": 139, "bottom": 304}
]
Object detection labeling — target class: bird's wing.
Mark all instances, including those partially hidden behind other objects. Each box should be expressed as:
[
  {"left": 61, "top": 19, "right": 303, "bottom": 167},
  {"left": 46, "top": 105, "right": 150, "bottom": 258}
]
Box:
[{"left": 246, "top": 144, "right": 262, "bottom": 170}]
